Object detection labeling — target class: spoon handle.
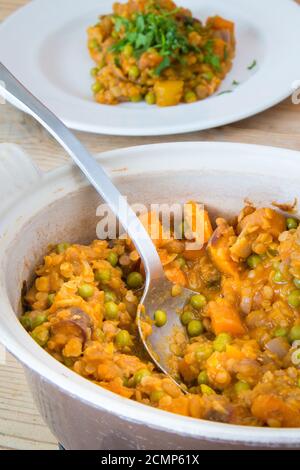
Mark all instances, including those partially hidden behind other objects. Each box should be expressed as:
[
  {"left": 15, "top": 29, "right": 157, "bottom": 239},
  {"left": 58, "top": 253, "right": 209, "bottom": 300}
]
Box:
[{"left": 0, "top": 62, "right": 164, "bottom": 281}]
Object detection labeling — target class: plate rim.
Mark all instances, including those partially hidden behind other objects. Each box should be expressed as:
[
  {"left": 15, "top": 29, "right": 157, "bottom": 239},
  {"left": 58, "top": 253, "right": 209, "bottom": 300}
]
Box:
[{"left": 0, "top": 0, "right": 300, "bottom": 136}]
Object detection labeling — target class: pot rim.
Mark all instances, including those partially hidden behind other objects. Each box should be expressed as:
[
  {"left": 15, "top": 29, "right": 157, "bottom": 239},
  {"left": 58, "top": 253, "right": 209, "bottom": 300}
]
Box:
[{"left": 1, "top": 141, "right": 300, "bottom": 446}]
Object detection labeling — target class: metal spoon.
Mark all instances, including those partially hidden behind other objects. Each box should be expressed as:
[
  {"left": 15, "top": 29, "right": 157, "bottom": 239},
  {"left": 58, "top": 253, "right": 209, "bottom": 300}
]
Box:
[{"left": 0, "top": 63, "right": 199, "bottom": 388}]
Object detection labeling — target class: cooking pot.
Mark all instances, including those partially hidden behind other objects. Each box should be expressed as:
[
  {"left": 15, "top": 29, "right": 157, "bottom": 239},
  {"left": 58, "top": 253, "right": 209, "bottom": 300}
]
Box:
[{"left": 1, "top": 141, "right": 300, "bottom": 450}]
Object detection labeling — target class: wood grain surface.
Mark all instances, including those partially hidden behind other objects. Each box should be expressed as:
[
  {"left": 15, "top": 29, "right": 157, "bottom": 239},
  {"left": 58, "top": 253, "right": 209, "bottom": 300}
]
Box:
[{"left": 0, "top": 0, "right": 300, "bottom": 451}]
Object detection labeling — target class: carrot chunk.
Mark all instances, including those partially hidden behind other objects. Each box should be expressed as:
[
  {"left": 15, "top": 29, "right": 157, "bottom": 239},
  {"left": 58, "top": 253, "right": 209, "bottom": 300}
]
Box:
[
  {"left": 208, "top": 16, "right": 235, "bottom": 33},
  {"left": 184, "top": 201, "right": 213, "bottom": 245},
  {"left": 207, "top": 223, "right": 240, "bottom": 277},
  {"left": 237, "top": 207, "right": 286, "bottom": 239},
  {"left": 182, "top": 247, "right": 205, "bottom": 261},
  {"left": 139, "top": 211, "right": 165, "bottom": 248},
  {"left": 251, "top": 394, "right": 300, "bottom": 427},
  {"left": 154, "top": 80, "right": 184, "bottom": 107},
  {"left": 208, "top": 299, "right": 245, "bottom": 336},
  {"left": 164, "top": 266, "right": 186, "bottom": 286}
]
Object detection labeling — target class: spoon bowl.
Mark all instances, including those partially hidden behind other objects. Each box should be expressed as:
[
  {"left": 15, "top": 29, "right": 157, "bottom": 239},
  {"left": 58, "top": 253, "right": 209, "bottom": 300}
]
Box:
[{"left": 138, "top": 277, "right": 199, "bottom": 388}]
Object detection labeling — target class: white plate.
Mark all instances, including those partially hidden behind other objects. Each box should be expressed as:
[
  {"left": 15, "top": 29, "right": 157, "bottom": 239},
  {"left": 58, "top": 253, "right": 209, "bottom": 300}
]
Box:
[{"left": 0, "top": 0, "right": 299, "bottom": 136}]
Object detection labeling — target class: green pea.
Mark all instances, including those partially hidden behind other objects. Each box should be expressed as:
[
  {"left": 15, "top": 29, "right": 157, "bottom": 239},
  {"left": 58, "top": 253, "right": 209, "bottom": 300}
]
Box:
[
  {"left": 134, "top": 368, "right": 151, "bottom": 385},
  {"left": 127, "top": 272, "right": 144, "bottom": 289},
  {"left": 247, "top": 254, "right": 262, "bottom": 269},
  {"left": 31, "top": 314, "right": 47, "bottom": 330},
  {"left": 289, "top": 324, "right": 300, "bottom": 342},
  {"left": 267, "top": 247, "right": 278, "bottom": 257},
  {"left": 197, "top": 370, "right": 208, "bottom": 385},
  {"left": 90, "top": 67, "right": 99, "bottom": 77},
  {"left": 294, "top": 278, "right": 300, "bottom": 289},
  {"left": 31, "top": 326, "right": 49, "bottom": 347},
  {"left": 56, "top": 242, "right": 70, "bottom": 254},
  {"left": 47, "top": 293, "right": 55, "bottom": 307},
  {"left": 63, "top": 357, "right": 74, "bottom": 368},
  {"left": 124, "top": 377, "right": 134, "bottom": 388},
  {"left": 187, "top": 319, "right": 204, "bottom": 337},
  {"left": 95, "top": 269, "right": 111, "bottom": 283},
  {"left": 273, "top": 260, "right": 281, "bottom": 270},
  {"left": 115, "top": 266, "right": 123, "bottom": 276},
  {"left": 123, "top": 377, "right": 130, "bottom": 387},
  {"left": 180, "top": 310, "right": 194, "bottom": 326},
  {"left": 293, "top": 350, "right": 300, "bottom": 364},
  {"left": 104, "top": 290, "right": 117, "bottom": 303},
  {"left": 171, "top": 285, "right": 182, "bottom": 300},
  {"left": 91, "top": 82, "right": 102, "bottom": 94},
  {"left": 123, "top": 44, "right": 133, "bottom": 58},
  {"left": 128, "top": 66, "right": 140, "bottom": 80},
  {"left": 78, "top": 284, "right": 94, "bottom": 299},
  {"left": 131, "top": 94, "right": 142, "bottom": 102},
  {"left": 195, "top": 344, "right": 214, "bottom": 361},
  {"left": 150, "top": 390, "right": 165, "bottom": 403},
  {"left": 274, "top": 327, "right": 288, "bottom": 338},
  {"left": 88, "top": 38, "right": 99, "bottom": 50},
  {"left": 213, "top": 333, "right": 232, "bottom": 352},
  {"left": 287, "top": 217, "right": 299, "bottom": 230},
  {"left": 176, "top": 257, "right": 186, "bottom": 269},
  {"left": 234, "top": 381, "right": 250, "bottom": 394},
  {"left": 154, "top": 310, "right": 167, "bottom": 327},
  {"left": 190, "top": 294, "right": 207, "bottom": 310},
  {"left": 288, "top": 290, "right": 300, "bottom": 308},
  {"left": 273, "top": 270, "right": 284, "bottom": 283},
  {"left": 184, "top": 91, "right": 197, "bottom": 103},
  {"left": 95, "top": 328, "right": 105, "bottom": 341},
  {"left": 107, "top": 252, "right": 118, "bottom": 267},
  {"left": 115, "top": 330, "right": 132, "bottom": 348},
  {"left": 145, "top": 92, "right": 156, "bottom": 105},
  {"left": 20, "top": 314, "right": 32, "bottom": 330},
  {"left": 200, "top": 384, "right": 215, "bottom": 395},
  {"left": 202, "top": 71, "right": 214, "bottom": 81},
  {"left": 98, "top": 59, "right": 106, "bottom": 70},
  {"left": 104, "top": 301, "right": 119, "bottom": 320}
]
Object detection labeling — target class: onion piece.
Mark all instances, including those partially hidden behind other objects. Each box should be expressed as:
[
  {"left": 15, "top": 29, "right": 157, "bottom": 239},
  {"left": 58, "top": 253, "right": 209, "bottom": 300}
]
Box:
[
  {"left": 240, "top": 296, "right": 252, "bottom": 315},
  {"left": 265, "top": 337, "right": 290, "bottom": 359},
  {"left": 213, "top": 29, "right": 232, "bottom": 44}
]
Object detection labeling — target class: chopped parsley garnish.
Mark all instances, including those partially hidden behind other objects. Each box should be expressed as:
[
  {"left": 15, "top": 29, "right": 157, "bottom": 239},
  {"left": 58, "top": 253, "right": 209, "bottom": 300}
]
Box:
[
  {"left": 224, "top": 45, "right": 228, "bottom": 61},
  {"left": 218, "top": 90, "right": 232, "bottom": 96},
  {"left": 154, "top": 56, "right": 171, "bottom": 75},
  {"left": 110, "top": 12, "right": 199, "bottom": 74},
  {"left": 247, "top": 60, "right": 257, "bottom": 70},
  {"left": 114, "top": 56, "right": 121, "bottom": 67},
  {"left": 203, "top": 39, "right": 221, "bottom": 72},
  {"left": 232, "top": 80, "right": 239, "bottom": 86}
]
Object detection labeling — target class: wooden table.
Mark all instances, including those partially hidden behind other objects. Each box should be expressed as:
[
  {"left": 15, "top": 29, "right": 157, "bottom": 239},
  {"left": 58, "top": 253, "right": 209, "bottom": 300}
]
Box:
[{"left": 1, "top": 0, "right": 300, "bottom": 451}]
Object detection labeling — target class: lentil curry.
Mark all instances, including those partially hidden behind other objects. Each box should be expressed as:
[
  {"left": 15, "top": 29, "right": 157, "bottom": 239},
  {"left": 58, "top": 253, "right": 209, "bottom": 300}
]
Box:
[
  {"left": 21, "top": 203, "right": 300, "bottom": 427},
  {"left": 87, "top": 0, "right": 235, "bottom": 106}
]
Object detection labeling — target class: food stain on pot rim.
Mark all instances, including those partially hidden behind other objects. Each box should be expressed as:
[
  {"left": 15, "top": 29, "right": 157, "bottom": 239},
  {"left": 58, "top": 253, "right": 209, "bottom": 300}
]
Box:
[{"left": 111, "top": 167, "right": 128, "bottom": 173}]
